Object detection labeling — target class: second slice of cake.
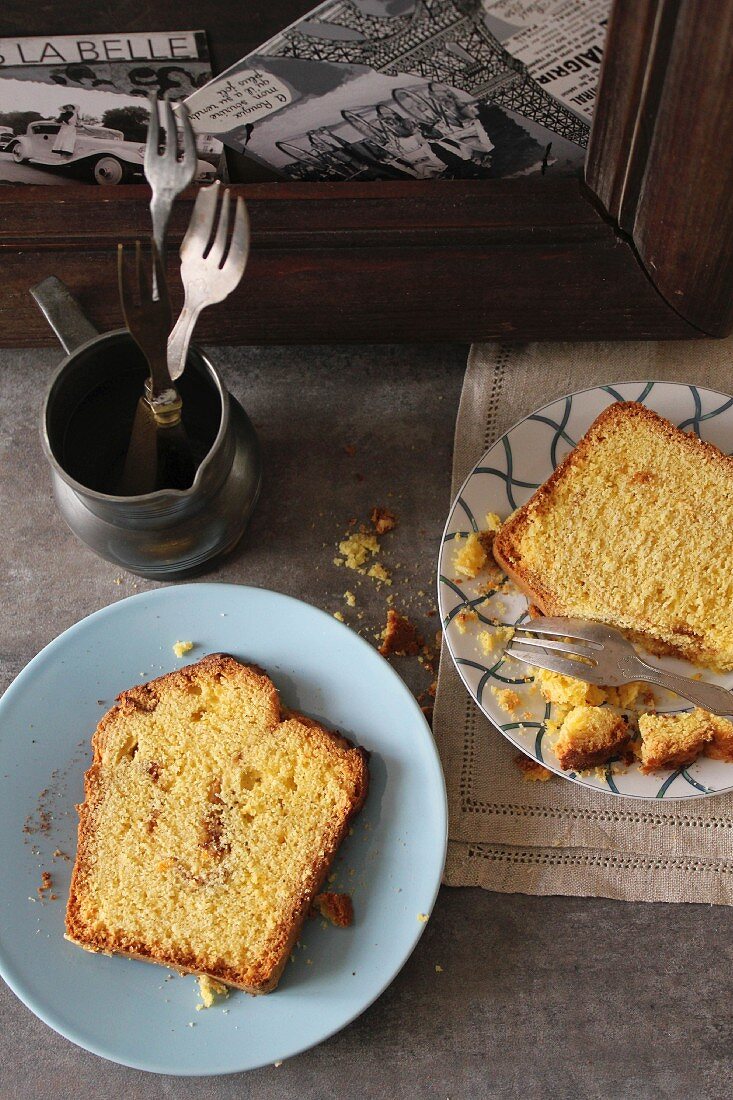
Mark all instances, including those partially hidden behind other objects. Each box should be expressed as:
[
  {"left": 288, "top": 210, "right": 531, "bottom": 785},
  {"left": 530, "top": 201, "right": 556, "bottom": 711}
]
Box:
[{"left": 493, "top": 401, "right": 733, "bottom": 670}]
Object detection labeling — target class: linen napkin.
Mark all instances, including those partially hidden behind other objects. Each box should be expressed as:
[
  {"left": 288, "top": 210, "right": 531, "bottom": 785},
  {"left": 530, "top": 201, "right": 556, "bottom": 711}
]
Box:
[{"left": 434, "top": 338, "right": 733, "bottom": 903}]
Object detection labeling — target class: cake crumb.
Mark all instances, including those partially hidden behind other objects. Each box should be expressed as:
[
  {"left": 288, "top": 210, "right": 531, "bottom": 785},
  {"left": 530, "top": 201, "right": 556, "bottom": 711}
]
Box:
[
  {"left": 333, "top": 611, "right": 345, "bottom": 622},
  {"left": 435, "top": 964, "right": 443, "bottom": 973},
  {"left": 514, "top": 754, "right": 554, "bottom": 782},
  {"left": 337, "top": 531, "right": 380, "bottom": 570},
  {"left": 378, "top": 610, "right": 423, "bottom": 656},
  {"left": 454, "top": 608, "right": 478, "bottom": 634},
  {"left": 478, "top": 626, "right": 514, "bottom": 655},
  {"left": 37, "top": 870, "right": 53, "bottom": 898},
  {"left": 313, "top": 892, "right": 354, "bottom": 927},
  {"left": 491, "top": 687, "right": 521, "bottom": 714},
  {"left": 173, "top": 640, "right": 194, "bottom": 658},
  {"left": 484, "top": 512, "right": 502, "bottom": 531},
  {"left": 197, "top": 975, "right": 229, "bottom": 1009},
  {"left": 370, "top": 507, "right": 397, "bottom": 534},
  {"left": 344, "top": 590, "right": 356, "bottom": 607},
  {"left": 367, "top": 562, "right": 392, "bottom": 585},
  {"left": 417, "top": 913, "right": 429, "bottom": 923},
  {"left": 453, "top": 532, "right": 487, "bottom": 580}
]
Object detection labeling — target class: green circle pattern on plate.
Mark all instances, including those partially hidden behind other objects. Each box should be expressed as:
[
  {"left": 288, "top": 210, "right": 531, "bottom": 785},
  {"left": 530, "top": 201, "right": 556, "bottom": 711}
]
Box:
[{"left": 437, "top": 381, "right": 733, "bottom": 801}]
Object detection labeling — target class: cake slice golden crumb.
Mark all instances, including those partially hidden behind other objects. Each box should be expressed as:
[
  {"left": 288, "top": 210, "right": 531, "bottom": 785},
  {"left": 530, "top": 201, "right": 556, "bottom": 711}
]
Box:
[
  {"left": 313, "top": 892, "right": 354, "bottom": 927},
  {"left": 197, "top": 974, "right": 229, "bottom": 1008},
  {"left": 532, "top": 667, "right": 607, "bottom": 708},
  {"left": 491, "top": 687, "right": 521, "bottom": 713},
  {"left": 639, "top": 709, "right": 716, "bottom": 772},
  {"left": 514, "top": 754, "right": 554, "bottom": 782},
  {"left": 378, "top": 609, "right": 422, "bottom": 656},
  {"left": 703, "top": 713, "right": 733, "bottom": 762},
  {"left": 66, "top": 654, "right": 368, "bottom": 994},
  {"left": 493, "top": 402, "right": 733, "bottom": 670},
  {"left": 554, "top": 706, "right": 630, "bottom": 771}
]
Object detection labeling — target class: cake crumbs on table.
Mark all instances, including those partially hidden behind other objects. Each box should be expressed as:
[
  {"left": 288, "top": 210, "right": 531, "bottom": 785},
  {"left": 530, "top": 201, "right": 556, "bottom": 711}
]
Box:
[
  {"left": 514, "top": 754, "right": 554, "bottom": 782},
  {"left": 173, "top": 640, "right": 194, "bottom": 658},
  {"left": 370, "top": 506, "right": 397, "bottom": 534},
  {"left": 378, "top": 609, "right": 423, "bottom": 656}
]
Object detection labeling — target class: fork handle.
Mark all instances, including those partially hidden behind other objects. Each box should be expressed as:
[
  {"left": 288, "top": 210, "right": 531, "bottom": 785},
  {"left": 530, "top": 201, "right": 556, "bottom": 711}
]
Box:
[
  {"left": 168, "top": 303, "right": 202, "bottom": 381},
  {"left": 633, "top": 662, "right": 733, "bottom": 716}
]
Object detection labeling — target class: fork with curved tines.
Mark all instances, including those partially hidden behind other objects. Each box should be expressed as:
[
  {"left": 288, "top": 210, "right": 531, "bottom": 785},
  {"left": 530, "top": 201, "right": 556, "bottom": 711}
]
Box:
[
  {"left": 145, "top": 90, "right": 197, "bottom": 292},
  {"left": 117, "top": 239, "right": 197, "bottom": 495},
  {"left": 506, "top": 617, "right": 733, "bottom": 716},
  {"left": 167, "top": 180, "right": 250, "bottom": 381}
]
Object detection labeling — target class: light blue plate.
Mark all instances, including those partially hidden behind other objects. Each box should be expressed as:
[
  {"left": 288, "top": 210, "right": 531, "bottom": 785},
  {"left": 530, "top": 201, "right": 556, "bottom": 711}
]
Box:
[{"left": 0, "top": 584, "right": 447, "bottom": 1075}]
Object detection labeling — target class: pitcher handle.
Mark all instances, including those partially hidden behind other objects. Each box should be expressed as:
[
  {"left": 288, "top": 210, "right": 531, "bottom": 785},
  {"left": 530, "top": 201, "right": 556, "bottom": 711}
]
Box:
[{"left": 30, "top": 276, "right": 100, "bottom": 355}]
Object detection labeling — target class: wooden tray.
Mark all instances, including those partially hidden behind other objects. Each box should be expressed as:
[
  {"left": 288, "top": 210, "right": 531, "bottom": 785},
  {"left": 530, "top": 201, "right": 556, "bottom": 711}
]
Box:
[{"left": 1, "top": 0, "right": 730, "bottom": 345}]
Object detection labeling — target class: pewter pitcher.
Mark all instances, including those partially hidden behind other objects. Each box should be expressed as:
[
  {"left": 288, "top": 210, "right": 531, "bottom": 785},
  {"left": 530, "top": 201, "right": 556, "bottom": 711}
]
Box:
[{"left": 34, "top": 277, "right": 262, "bottom": 579}]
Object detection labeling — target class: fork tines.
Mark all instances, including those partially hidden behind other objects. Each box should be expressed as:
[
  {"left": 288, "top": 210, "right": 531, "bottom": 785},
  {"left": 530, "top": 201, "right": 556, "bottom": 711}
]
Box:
[
  {"left": 145, "top": 91, "right": 197, "bottom": 184},
  {"left": 506, "top": 619, "right": 605, "bottom": 682}
]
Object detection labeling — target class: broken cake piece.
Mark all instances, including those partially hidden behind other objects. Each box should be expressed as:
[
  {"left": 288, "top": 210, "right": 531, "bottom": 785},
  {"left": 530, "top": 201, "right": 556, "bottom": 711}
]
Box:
[
  {"left": 639, "top": 709, "right": 716, "bottom": 772},
  {"left": 553, "top": 705, "right": 630, "bottom": 772}
]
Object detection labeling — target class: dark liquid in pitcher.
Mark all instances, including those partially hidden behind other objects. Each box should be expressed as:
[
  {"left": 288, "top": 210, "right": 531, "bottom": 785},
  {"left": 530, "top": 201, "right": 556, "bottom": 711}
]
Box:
[{"left": 60, "top": 364, "right": 221, "bottom": 495}]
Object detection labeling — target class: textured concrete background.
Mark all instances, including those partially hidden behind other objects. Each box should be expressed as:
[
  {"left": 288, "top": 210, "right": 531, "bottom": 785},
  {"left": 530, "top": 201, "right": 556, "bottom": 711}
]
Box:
[{"left": 1, "top": 344, "right": 732, "bottom": 1099}]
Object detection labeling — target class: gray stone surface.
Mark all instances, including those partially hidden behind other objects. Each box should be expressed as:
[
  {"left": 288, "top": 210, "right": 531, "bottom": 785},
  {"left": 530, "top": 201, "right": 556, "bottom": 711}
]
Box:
[{"left": 1, "top": 343, "right": 731, "bottom": 1099}]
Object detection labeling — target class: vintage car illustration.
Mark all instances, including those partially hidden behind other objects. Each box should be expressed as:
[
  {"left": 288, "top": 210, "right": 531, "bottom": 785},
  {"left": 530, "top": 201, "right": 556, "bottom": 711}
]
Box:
[{"left": 8, "top": 120, "right": 216, "bottom": 184}]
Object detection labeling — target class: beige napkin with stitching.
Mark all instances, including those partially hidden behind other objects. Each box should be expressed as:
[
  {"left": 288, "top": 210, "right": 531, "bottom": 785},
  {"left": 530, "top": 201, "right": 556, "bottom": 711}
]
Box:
[{"left": 434, "top": 339, "right": 733, "bottom": 903}]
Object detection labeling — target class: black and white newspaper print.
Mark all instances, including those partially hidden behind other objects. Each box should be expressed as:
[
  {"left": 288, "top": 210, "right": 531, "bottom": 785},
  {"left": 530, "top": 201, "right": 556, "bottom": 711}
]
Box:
[
  {"left": 0, "top": 30, "right": 220, "bottom": 185},
  {"left": 184, "top": 0, "right": 610, "bottom": 183}
]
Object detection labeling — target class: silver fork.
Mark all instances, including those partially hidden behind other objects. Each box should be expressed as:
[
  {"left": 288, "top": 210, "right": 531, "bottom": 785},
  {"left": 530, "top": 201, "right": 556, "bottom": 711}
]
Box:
[
  {"left": 506, "top": 617, "right": 733, "bottom": 716},
  {"left": 167, "top": 180, "right": 250, "bottom": 380},
  {"left": 145, "top": 91, "right": 197, "bottom": 293}
]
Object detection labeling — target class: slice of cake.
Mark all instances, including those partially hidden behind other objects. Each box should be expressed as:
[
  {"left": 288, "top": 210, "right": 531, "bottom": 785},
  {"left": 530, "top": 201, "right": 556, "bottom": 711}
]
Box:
[
  {"left": 553, "top": 705, "right": 629, "bottom": 771},
  {"left": 66, "top": 654, "right": 368, "bottom": 994},
  {"left": 639, "top": 709, "right": 716, "bottom": 772},
  {"left": 493, "top": 402, "right": 733, "bottom": 670}
]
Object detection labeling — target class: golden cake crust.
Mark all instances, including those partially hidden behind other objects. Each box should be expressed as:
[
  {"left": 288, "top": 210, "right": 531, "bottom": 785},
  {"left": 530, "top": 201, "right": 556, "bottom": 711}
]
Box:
[{"left": 65, "top": 653, "right": 368, "bottom": 994}]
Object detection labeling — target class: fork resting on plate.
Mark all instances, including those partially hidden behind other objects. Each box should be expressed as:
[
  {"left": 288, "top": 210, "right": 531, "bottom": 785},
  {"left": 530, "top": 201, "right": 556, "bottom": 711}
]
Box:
[{"left": 507, "top": 618, "right": 733, "bottom": 716}]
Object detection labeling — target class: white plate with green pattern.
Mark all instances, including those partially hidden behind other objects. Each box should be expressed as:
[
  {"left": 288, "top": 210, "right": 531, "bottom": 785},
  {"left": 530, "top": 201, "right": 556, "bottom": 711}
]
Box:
[{"left": 438, "top": 381, "right": 733, "bottom": 800}]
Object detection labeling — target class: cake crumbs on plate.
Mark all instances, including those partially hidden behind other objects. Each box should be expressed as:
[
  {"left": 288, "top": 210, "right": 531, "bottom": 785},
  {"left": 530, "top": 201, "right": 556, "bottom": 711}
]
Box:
[
  {"left": 454, "top": 608, "right": 478, "bottom": 633},
  {"left": 417, "top": 913, "right": 429, "bottom": 923},
  {"left": 514, "top": 754, "right": 554, "bottom": 782},
  {"left": 491, "top": 687, "right": 521, "bottom": 714},
  {"left": 333, "top": 611, "right": 345, "bottom": 622},
  {"left": 313, "top": 892, "right": 354, "bottom": 927},
  {"left": 478, "top": 626, "right": 514, "bottom": 655},
  {"left": 196, "top": 974, "right": 230, "bottom": 1009},
  {"left": 435, "top": 964, "right": 444, "bottom": 973},
  {"left": 172, "top": 640, "right": 194, "bottom": 658},
  {"left": 344, "top": 590, "right": 356, "bottom": 607}
]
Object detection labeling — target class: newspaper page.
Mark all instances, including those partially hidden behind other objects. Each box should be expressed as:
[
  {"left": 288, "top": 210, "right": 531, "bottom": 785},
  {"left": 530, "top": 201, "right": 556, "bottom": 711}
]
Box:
[
  {"left": 184, "top": 0, "right": 610, "bottom": 183},
  {"left": 0, "top": 31, "right": 220, "bottom": 185}
]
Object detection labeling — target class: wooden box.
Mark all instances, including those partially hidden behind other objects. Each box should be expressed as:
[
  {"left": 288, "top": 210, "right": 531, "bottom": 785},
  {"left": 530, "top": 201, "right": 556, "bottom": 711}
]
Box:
[{"left": 1, "top": 0, "right": 731, "bottom": 346}]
